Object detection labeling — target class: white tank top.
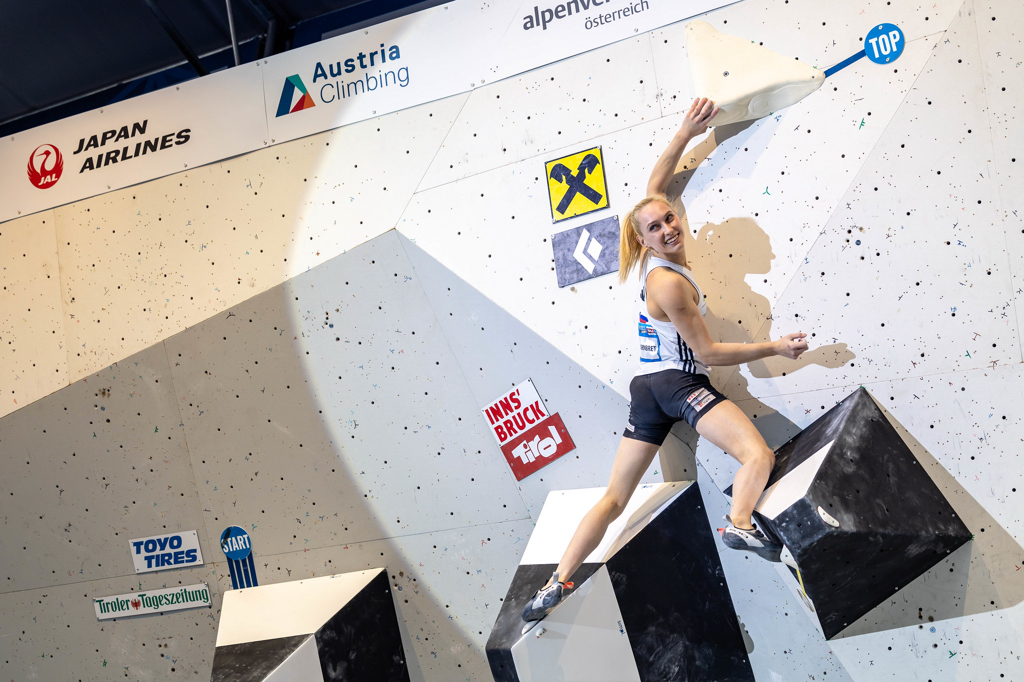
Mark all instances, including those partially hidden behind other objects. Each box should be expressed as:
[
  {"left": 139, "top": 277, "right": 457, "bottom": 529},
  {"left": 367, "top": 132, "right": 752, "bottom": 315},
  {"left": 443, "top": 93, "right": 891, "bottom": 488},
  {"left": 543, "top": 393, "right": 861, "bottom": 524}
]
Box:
[{"left": 635, "top": 256, "right": 710, "bottom": 377}]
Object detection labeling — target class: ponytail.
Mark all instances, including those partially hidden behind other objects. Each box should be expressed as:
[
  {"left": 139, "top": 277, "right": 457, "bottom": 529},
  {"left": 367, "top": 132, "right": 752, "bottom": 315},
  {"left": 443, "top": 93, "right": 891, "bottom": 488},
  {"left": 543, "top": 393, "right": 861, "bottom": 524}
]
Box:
[{"left": 619, "top": 194, "right": 689, "bottom": 284}]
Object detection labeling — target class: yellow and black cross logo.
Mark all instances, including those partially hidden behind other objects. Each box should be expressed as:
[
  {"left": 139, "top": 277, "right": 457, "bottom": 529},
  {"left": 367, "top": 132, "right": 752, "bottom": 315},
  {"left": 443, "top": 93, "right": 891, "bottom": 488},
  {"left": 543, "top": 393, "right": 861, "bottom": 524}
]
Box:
[{"left": 545, "top": 146, "right": 609, "bottom": 223}]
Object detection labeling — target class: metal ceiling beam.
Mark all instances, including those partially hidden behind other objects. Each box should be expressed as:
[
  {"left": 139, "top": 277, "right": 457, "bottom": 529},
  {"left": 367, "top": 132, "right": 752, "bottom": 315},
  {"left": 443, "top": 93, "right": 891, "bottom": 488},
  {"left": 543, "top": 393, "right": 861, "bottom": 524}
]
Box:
[
  {"left": 245, "top": 0, "right": 289, "bottom": 58},
  {"left": 141, "top": 0, "right": 209, "bottom": 77},
  {"left": 226, "top": 0, "right": 241, "bottom": 66},
  {"left": 256, "top": 0, "right": 295, "bottom": 26}
]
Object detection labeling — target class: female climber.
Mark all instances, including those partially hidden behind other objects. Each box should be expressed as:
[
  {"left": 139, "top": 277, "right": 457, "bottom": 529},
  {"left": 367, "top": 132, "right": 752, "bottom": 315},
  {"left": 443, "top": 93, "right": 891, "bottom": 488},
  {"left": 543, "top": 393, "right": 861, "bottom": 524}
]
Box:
[{"left": 522, "top": 97, "right": 809, "bottom": 624}]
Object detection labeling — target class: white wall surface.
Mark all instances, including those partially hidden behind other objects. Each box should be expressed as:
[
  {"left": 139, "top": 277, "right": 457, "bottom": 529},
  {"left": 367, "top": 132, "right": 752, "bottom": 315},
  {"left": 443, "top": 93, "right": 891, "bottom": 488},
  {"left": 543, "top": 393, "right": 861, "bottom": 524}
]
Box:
[
  {"left": 0, "top": 210, "right": 67, "bottom": 414},
  {"left": 0, "top": 230, "right": 659, "bottom": 680},
  {"left": 1, "top": 0, "right": 1023, "bottom": 680}
]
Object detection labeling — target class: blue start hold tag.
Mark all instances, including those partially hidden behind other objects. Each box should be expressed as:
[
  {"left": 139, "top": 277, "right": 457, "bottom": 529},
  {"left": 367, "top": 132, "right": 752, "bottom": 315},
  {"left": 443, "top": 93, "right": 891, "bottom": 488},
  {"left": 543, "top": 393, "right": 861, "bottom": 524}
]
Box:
[{"left": 220, "top": 526, "right": 258, "bottom": 589}]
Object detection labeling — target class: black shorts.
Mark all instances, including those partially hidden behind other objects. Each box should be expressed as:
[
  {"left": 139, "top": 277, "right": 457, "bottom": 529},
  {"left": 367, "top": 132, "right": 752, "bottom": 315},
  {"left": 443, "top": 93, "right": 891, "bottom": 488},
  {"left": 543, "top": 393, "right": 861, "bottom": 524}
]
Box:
[{"left": 622, "top": 370, "right": 727, "bottom": 445}]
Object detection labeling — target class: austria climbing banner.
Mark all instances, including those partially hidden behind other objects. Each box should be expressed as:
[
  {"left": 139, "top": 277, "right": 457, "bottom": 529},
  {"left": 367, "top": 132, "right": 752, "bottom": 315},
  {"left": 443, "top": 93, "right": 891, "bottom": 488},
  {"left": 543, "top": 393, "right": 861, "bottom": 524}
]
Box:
[
  {"left": 261, "top": 0, "right": 730, "bottom": 145},
  {"left": 0, "top": 0, "right": 730, "bottom": 223}
]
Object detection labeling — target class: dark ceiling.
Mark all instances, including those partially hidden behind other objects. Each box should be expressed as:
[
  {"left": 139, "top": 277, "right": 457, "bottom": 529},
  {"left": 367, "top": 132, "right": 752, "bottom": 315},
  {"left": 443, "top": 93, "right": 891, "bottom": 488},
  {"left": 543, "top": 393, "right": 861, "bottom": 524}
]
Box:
[{"left": 0, "top": 0, "right": 442, "bottom": 135}]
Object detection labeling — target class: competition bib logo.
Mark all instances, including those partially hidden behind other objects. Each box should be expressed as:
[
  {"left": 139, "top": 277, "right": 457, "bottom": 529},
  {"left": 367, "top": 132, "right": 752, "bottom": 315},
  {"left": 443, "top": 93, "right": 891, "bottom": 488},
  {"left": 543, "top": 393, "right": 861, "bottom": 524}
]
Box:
[
  {"left": 639, "top": 313, "right": 661, "bottom": 362},
  {"left": 276, "top": 75, "right": 316, "bottom": 117}
]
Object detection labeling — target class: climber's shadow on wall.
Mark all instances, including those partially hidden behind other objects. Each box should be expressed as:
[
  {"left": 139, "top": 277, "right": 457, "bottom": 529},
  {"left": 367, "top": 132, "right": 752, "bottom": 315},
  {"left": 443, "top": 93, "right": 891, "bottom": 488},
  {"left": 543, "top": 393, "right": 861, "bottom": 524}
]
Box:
[
  {"left": 656, "top": 121, "right": 855, "bottom": 472},
  {"left": 691, "top": 216, "right": 855, "bottom": 383},
  {"left": 664, "top": 119, "right": 856, "bottom": 386}
]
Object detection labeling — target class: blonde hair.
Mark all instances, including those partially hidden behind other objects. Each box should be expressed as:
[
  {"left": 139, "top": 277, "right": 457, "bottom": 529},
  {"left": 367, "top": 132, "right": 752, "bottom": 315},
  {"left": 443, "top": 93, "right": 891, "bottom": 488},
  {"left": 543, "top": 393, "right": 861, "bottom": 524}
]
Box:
[{"left": 618, "top": 194, "right": 688, "bottom": 284}]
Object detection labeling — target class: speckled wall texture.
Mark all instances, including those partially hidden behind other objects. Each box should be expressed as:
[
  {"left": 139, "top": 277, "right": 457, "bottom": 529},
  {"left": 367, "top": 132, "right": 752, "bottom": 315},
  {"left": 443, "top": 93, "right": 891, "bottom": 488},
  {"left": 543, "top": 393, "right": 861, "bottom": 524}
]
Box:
[{"left": 1, "top": 0, "right": 1022, "bottom": 680}]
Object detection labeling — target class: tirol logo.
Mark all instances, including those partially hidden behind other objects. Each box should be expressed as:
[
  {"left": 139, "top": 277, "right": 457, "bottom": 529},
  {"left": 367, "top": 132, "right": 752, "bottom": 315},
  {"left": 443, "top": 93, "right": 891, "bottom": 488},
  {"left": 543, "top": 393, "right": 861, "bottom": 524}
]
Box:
[
  {"left": 27, "top": 144, "right": 63, "bottom": 189},
  {"left": 276, "top": 75, "right": 316, "bottom": 117}
]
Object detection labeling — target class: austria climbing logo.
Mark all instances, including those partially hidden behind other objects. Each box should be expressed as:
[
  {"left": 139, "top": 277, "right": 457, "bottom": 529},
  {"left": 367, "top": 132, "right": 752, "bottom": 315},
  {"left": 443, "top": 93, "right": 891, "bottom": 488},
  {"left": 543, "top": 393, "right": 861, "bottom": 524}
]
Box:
[
  {"left": 276, "top": 74, "right": 316, "bottom": 117},
  {"left": 27, "top": 144, "right": 63, "bottom": 189}
]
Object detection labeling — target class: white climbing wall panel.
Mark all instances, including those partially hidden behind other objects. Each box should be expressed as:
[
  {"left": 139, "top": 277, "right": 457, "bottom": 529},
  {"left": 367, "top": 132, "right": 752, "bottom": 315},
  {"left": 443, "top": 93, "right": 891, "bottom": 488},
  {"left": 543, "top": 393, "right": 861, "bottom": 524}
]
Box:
[{"left": 1, "top": 0, "right": 1022, "bottom": 680}]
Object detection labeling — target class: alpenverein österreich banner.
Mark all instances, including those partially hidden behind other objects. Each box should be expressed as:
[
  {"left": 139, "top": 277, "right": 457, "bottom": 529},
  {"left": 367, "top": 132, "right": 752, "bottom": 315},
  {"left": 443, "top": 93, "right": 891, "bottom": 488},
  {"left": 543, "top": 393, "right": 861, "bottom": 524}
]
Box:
[{"left": 0, "top": 0, "right": 730, "bottom": 224}]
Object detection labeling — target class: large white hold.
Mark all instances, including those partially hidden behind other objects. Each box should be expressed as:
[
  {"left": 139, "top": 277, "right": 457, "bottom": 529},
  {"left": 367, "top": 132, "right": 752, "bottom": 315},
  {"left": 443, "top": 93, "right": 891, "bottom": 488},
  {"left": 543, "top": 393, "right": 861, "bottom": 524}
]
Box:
[{"left": 686, "top": 20, "right": 825, "bottom": 126}]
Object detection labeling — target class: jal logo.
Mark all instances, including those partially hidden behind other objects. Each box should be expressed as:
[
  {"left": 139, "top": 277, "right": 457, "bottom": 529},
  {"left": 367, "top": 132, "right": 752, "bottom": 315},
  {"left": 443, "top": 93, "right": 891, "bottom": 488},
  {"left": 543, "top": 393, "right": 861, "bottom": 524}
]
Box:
[
  {"left": 276, "top": 75, "right": 316, "bottom": 117},
  {"left": 27, "top": 144, "right": 63, "bottom": 189}
]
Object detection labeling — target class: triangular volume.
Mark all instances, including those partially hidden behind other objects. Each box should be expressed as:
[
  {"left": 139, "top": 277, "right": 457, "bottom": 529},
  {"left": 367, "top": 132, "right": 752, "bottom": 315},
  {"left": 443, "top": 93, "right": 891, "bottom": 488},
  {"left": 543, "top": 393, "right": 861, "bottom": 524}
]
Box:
[
  {"left": 487, "top": 482, "right": 753, "bottom": 681},
  {"left": 509, "top": 566, "right": 643, "bottom": 682},
  {"left": 211, "top": 634, "right": 313, "bottom": 681},
  {"left": 755, "top": 439, "right": 833, "bottom": 520},
  {"left": 754, "top": 388, "right": 972, "bottom": 639},
  {"left": 214, "top": 568, "right": 410, "bottom": 680},
  {"left": 215, "top": 569, "right": 383, "bottom": 647},
  {"left": 313, "top": 570, "right": 410, "bottom": 681},
  {"left": 686, "top": 20, "right": 824, "bottom": 125},
  {"left": 486, "top": 562, "right": 603, "bottom": 682},
  {"left": 813, "top": 389, "right": 968, "bottom": 538},
  {"left": 606, "top": 483, "right": 754, "bottom": 681},
  {"left": 265, "top": 637, "right": 325, "bottom": 682}
]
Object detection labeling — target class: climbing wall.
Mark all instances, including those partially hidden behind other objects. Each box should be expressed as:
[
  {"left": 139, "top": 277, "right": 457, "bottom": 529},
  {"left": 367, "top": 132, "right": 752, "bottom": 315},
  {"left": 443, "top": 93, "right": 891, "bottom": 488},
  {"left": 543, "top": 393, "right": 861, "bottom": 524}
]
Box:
[{"left": 1, "top": 0, "right": 1022, "bottom": 679}]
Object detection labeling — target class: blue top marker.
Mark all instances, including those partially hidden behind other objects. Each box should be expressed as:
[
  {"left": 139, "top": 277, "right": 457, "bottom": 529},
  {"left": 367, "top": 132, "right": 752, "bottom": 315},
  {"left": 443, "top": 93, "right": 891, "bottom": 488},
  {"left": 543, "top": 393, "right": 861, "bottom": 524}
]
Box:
[
  {"left": 824, "top": 23, "right": 904, "bottom": 78},
  {"left": 865, "top": 24, "right": 905, "bottom": 64}
]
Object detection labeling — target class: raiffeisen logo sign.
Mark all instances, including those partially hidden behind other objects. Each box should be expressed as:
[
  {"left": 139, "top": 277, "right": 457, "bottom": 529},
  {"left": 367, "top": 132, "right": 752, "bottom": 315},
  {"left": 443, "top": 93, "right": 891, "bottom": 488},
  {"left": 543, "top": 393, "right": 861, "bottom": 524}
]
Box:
[
  {"left": 27, "top": 144, "right": 63, "bottom": 189},
  {"left": 276, "top": 75, "right": 316, "bottom": 117}
]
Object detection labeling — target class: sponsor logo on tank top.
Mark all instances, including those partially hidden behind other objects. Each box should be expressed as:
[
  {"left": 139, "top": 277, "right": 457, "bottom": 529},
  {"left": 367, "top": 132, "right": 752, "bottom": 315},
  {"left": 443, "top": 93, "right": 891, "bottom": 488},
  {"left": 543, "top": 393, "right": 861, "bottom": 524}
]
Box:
[{"left": 639, "top": 313, "right": 661, "bottom": 362}]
